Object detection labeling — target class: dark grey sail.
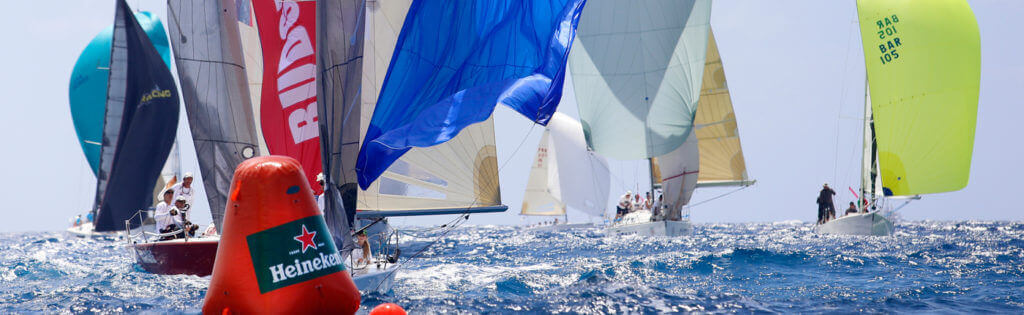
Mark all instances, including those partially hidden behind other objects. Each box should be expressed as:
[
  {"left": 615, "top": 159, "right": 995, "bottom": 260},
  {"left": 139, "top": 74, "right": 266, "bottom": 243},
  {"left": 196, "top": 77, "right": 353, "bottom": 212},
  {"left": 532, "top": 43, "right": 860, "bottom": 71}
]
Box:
[
  {"left": 93, "top": 0, "right": 181, "bottom": 232},
  {"left": 167, "top": 0, "right": 259, "bottom": 230},
  {"left": 316, "top": 0, "right": 365, "bottom": 247}
]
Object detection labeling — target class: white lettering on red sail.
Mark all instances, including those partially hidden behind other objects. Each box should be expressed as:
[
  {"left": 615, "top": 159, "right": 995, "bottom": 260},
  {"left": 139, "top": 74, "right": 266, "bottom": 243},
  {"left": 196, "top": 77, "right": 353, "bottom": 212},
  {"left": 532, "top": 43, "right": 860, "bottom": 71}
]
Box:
[{"left": 253, "top": 0, "right": 322, "bottom": 193}]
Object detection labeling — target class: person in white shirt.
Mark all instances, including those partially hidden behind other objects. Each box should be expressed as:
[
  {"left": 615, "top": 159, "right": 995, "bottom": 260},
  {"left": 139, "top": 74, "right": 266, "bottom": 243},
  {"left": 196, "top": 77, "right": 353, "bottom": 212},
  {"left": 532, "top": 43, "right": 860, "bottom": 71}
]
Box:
[
  {"left": 315, "top": 172, "right": 326, "bottom": 211},
  {"left": 171, "top": 172, "right": 195, "bottom": 206},
  {"left": 155, "top": 190, "right": 182, "bottom": 239},
  {"left": 171, "top": 196, "right": 199, "bottom": 238},
  {"left": 615, "top": 191, "right": 632, "bottom": 219}
]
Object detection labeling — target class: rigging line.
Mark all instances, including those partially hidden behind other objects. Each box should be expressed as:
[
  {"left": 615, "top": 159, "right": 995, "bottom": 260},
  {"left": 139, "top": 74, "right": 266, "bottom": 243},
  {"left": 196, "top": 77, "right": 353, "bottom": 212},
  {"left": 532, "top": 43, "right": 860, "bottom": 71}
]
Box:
[
  {"left": 833, "top": 19, "right": 857, "bottom": 184},
  {"left": 369, "top": 122, "right": 541, "bottom": 290},
  {"left": 688, "top": 184, "right": 751, "bottom": 208}
]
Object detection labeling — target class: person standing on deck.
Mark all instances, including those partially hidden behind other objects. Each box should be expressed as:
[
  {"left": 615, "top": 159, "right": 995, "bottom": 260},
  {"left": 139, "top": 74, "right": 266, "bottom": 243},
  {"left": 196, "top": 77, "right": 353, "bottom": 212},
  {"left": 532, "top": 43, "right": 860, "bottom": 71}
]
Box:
[
  {"left": 171, "top": 172, "right": 195, "bottom": 205},
  {"left": 644, "top": 192, "right": 653, "bottom": 210},
  {"left": 817, "top": 183, "right": 836, "bottom": 224}
]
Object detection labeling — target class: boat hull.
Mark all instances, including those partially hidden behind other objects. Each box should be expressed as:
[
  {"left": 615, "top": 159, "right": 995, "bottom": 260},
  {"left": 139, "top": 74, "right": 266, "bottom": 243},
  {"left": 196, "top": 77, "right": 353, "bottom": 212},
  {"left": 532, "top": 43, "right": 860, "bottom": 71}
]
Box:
[
  {"left": 816, "top": 212, "right": 894, "bottom": 236},
  {"left": 66, "top": 223, "right": 121, "bottom": 239},
  {"left": 607, "top": 220, "right": 693, "bottom": 237},
  {"left": 351, "top": 265, "right": 397, "bottom": 295},
  {"left": 131, "top": 238, "right": 219, "bottom": 276},
  {"left": 526, "top": 223, "right": 594, "bottom": 232}
]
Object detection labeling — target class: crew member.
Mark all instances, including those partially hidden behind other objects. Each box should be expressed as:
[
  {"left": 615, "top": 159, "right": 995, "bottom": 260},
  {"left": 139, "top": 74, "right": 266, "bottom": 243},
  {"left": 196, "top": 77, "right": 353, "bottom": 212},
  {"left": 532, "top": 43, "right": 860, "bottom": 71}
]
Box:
[
  {"left": 171, "top": 172, "right": 195, "bottom": 205},
  {"left": 171, "top": 196, "right": 198, "bottom": 238},
  {"left": 845, "top": 202, "right": 858, "bottom": 215},
  {"left": 816, "top": 183, "right": 836, "bottom": 224},
  {"left": 615, "top": 191, "right": 632, "bottom": 219},
  {"left": 155, "top": 189, "right": 181, "bottom": 239}
]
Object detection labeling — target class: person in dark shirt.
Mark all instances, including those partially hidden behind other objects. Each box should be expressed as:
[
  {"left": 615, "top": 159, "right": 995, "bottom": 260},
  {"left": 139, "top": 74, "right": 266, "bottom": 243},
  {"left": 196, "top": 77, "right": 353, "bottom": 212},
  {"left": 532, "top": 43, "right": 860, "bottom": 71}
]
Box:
[
  {"left": 817, "top": 183, "right": 836, "bottom": 224},
  {"left": 845, "top": 202, "right": 858, "bottom": 215}
]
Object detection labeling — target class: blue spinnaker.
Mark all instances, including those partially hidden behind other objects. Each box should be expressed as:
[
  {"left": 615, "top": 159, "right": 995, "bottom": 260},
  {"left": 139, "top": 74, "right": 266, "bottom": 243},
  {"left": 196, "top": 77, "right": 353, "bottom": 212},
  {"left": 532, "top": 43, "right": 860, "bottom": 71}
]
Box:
[
  {"left": 69, "top": 11, "right": 171, "bottom": 175},
  {"left": 355, "top": 0, "right": 586, "bottom": 189}
]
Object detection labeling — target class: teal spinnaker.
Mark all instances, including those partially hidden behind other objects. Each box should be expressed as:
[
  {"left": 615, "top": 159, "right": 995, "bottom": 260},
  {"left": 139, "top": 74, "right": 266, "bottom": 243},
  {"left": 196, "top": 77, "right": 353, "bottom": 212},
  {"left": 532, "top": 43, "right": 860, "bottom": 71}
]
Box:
[{"left": 69, "top": 11, "right": 172, "bottom": 175}]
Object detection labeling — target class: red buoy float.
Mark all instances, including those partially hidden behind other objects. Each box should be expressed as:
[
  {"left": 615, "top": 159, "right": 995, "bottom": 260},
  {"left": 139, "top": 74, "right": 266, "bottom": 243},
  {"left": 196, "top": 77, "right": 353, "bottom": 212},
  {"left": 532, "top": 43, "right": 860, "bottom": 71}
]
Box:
[
  {"left": 202, "top": 156, "right": 360, "bottom": 314},
  {"left": 370, "top": 303, "right": 407, "bottom": 315}
]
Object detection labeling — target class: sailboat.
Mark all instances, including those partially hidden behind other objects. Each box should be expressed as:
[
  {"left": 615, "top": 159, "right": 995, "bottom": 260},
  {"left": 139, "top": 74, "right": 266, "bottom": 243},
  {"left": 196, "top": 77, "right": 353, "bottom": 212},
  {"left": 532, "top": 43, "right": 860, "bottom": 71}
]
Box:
[
  {"left": 817, "top": 0, "right": 980, "bottom": 236},
  {"left": 67, "top": 2, "right": 180, "bottom": 239},
  {"left": 67, "top": 8, "right": 175, "bottom": 239},
  {"left": 570, "top": 0, "right": 753, "bottom": 236},
  {"left": 126, "top": 0, "right": 259, "bottom": 276},
  {"left": 520, "top": 112, "right": 610, "bottom": 231}
]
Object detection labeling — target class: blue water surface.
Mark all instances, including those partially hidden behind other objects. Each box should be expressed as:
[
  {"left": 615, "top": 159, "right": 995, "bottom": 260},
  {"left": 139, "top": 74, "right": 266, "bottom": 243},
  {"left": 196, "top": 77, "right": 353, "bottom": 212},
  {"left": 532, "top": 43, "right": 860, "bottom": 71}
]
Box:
[{"left": 2, "top": 221, "right": 1023, "bottom": 313}]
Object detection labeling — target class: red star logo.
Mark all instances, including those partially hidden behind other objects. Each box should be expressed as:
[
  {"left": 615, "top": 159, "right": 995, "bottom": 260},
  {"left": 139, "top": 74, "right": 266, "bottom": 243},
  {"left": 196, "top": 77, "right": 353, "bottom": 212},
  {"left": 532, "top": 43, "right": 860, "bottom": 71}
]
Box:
[{"left": 293, "top": 224, "right": 318, "bottom": 253}]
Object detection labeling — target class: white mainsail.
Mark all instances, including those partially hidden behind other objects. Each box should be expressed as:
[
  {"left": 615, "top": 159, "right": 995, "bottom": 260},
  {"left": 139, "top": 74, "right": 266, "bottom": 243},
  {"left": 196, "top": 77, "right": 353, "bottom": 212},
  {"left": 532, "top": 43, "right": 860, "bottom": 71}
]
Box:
[
  {"left": 355, "top": 0, "right": 503, "bottom": 216},
  {"left": 236, "top": 0, "right": 268, "bottom": 156},
  {"left": 521, "top": 131, "right": 565, "bottom": 216},
  {"left": 521, "top": 113, "right": 611, "bottom": 218},
  {"left": 570, "top": 0, "right": 712, "bottom": 160}
]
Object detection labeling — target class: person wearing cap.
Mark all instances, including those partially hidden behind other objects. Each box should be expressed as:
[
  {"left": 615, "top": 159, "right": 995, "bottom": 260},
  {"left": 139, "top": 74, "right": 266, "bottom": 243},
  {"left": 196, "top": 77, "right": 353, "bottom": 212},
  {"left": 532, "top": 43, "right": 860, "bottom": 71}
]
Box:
[
  {"left": 816, "top": 183, "right": 836, "bottom": 224},
  {"left": 171, "top": 196, "right": 199, "bottom": 238},
  {"left": 171, "top": 172, "right": 195, "bottom": 206},
  {"left": 615, "top": 191, "right": 632, "bottom": 220},
  {"left": 315, "top": 172, "right": 326, "bottom": 212},
  {"left": 155, "top": 189, "right": 182, "bottom": 239}
]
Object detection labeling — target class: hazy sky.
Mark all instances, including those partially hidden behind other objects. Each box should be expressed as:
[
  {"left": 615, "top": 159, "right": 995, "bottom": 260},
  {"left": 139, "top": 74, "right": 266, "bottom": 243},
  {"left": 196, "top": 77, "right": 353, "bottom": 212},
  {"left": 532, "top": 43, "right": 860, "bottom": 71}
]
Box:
[{"left": 1, "top": 0, "right": 1020, "bottom": 232}]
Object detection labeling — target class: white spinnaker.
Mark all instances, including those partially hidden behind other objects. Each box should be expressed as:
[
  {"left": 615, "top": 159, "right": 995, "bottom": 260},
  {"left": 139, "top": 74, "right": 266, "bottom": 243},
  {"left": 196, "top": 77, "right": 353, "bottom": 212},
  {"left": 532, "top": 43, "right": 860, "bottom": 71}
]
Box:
[
  {"left": 694, "top": 28, "right": 751, "bottom": 186},
  {"left": 547, "top": 113, "right": 611, "bottom": 218},
  {"left": 570, "top": 0, "right": 711, "bottom": 160},
  {"left": 236, "top": 0, "right": 268, "bottom": 156},
  {"left": 521, "top": 131, "right": 566, "bottom": 216},
  {"left": 657, "top": 131, "right": 699, "bottom": 220},
  {"left": 358, "top": 0, "right": 501, "bottom": 213}
]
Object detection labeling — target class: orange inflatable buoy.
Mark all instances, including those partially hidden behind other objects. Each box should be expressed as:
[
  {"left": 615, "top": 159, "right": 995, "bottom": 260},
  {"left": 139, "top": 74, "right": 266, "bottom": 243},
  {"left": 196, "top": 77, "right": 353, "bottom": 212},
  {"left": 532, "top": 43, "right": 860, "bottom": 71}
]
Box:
[
  {"left": 370, "top": 303, "right": 407, "bottom": 315},
  {"left": 202, "top": 156, "right": 360, "bottom": 314}
]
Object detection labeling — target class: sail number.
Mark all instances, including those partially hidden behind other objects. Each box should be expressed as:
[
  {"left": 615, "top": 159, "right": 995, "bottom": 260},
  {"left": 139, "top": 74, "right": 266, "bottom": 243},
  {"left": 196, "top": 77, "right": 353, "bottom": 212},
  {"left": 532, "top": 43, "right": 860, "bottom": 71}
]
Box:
[{"left": 874, "top": 15, "right": 902, "bottom": 65}]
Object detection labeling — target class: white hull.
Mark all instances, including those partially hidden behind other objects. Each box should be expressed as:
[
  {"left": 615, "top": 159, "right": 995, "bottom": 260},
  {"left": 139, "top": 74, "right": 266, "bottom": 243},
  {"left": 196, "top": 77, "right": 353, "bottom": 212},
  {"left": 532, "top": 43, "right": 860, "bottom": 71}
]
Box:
[
  {"left": 350, "top": 264, "right": 397, "bottom": 295},
  {"left": 607, "top": 220, "right": 693, "bottom": 237},
  {"left": 65, "top": 222, "right": 121, "bottom": 239},
  {"left": 816, "top": 211, "right": 894, "bottom": 236},
  {"left": 525, "top": 222, "right": 594, "bottom": 232}
]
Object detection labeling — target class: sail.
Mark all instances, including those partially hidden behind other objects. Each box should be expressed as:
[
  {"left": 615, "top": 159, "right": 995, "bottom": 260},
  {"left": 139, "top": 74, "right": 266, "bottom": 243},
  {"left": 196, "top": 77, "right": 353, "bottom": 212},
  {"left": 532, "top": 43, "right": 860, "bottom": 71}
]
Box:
[
  {"left": 252, "top": 0, "right": 323, "bottom": 194},
  {"left": 657, "top": 132, "right": 699, "bottom": 221},
  {"left": 546, "top": 113, "right": 610, "bottom": 218},
  {"left": 93, "top": 0, "right": 180, "bottom": 232},
  {"left": 70, "top": 11, "right": 171, "bottom": 175},
  {"left": 168, "top": 0, "right": 260, "bottom": 229},
  {"left": 570, "top": 0, "right": 711, "bottom": 160},
  {"left": 354, "top": 0, "right": 505, "bottom": 217},
  {"left": 315, "top": 0, "right": 364, "bottom": 245},
  {"left": 521, "top": 131, "right": 566, "bottom": 216},
  {"left": 236, "top": 0, "right": 270, "bottom": 157},
  {"left": 355, "top": 0, "right": 587, "bottom": 189},
  {"left": 693, "top": 28, "right": 753, "bottom": 187},
  {"left": 857, "top": 0, "right": 980, "bottom": 196}
]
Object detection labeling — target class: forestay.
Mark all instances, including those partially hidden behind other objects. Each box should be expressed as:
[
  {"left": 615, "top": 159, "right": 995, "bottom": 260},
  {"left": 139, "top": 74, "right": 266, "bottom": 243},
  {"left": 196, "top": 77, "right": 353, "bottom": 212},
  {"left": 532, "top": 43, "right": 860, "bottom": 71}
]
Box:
[
  {"left": 571, "top": 0, "right": 711, "bottom": 160},
  {"left": 168, "top": 0, "right": 260, "bottom": 230},
  {"left": 857, "top": 0, "right": 980, "bottom": 196}
]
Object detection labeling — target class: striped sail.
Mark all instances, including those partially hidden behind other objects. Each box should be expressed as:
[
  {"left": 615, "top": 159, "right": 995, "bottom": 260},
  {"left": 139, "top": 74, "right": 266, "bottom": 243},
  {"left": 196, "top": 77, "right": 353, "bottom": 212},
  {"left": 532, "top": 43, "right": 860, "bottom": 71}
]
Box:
[
  {"left": 694, "top": 29, "right": 754, "bottom": 187},
  {"left": 857, "top": 0, "right": 980, "bottom": 196},
  {"left": 168, "top": 0, "right": 260, "bottom": 229},
  {"left": 570, "top": 0, "right": 712, "bottom": 160},
  {"left": 236, "top": 0, "right": 269, "bottom": 157}
]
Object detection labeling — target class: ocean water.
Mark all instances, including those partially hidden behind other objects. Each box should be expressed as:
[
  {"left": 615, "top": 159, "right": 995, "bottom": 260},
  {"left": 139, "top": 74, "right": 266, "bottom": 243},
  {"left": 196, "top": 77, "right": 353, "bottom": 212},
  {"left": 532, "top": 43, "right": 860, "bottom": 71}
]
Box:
[{"left": 2, "top": 221, "right": 1023, "bottom": 313}]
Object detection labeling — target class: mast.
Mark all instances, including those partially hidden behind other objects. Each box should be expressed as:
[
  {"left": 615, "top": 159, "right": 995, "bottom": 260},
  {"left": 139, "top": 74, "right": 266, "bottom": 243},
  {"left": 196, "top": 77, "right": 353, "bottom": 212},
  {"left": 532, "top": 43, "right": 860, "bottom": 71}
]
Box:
[{"left": 859, "top": 76, "right": 872, "bottom": 212}]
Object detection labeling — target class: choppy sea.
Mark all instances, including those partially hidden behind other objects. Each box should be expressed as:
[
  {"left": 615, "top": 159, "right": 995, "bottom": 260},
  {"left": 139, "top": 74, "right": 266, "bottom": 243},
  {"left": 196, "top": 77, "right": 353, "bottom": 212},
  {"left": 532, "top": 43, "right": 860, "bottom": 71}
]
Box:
[{"left": 2, "top": 221, "right": 1023, "bottom": 313}]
